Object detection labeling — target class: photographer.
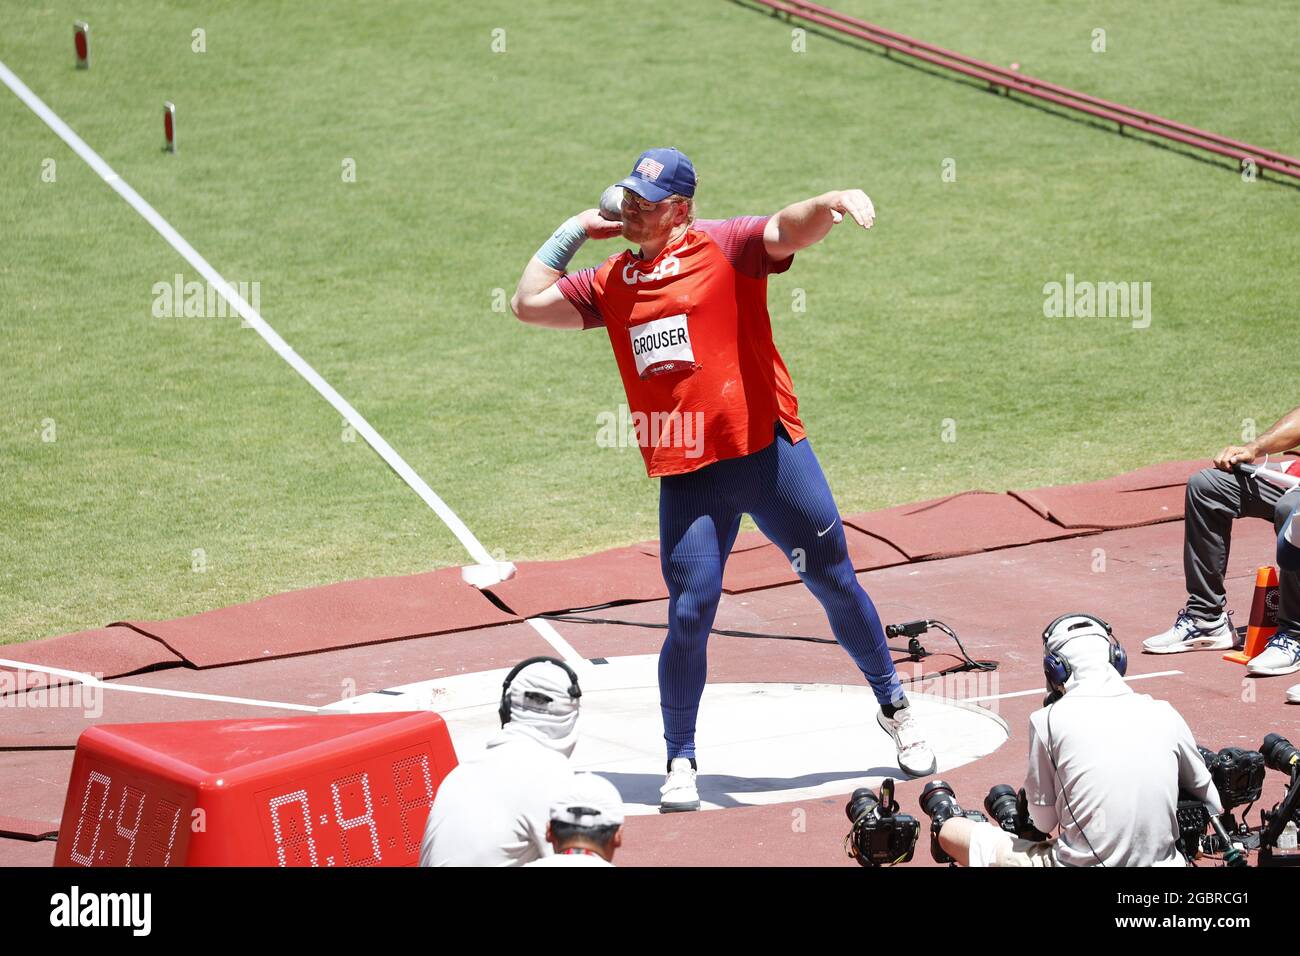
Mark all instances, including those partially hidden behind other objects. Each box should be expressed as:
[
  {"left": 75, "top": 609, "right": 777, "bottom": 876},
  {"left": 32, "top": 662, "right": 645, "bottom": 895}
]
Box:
[
  {"left": 524, "top": 774, "right": 625, "bottom": 867},
  {"left": 933, "top": 614, "right": 1222, "bottom": 866},
  {"left": 419, "top": 658, "right": 581, "bottom": 867}
]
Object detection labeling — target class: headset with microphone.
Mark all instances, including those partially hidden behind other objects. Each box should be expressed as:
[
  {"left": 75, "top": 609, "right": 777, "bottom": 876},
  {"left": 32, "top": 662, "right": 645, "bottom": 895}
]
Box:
[
  {"left": 498, "top": 656, "right": 582, "bottom": 728},
  {"left": 1040, "top": 613, "right": 1128, "bottom": 867}
]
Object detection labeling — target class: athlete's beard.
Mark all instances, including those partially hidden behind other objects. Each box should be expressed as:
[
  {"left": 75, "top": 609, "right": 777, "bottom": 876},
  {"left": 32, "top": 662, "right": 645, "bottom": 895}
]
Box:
[
  {"left": 626, "top": 219, "right": 688, "bottom": 259},
  {"left": 621, "top": 218, "right": 660, "bottom": 244}
]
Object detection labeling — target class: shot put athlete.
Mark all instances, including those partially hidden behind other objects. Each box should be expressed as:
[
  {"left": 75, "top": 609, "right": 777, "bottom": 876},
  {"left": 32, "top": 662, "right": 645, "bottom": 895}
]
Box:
[{"left": 510, "top": 147, "right": 937, "bottom": 811}]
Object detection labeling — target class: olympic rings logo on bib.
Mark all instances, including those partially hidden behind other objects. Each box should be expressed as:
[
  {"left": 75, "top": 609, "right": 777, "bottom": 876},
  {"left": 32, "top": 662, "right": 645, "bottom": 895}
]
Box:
[{"left": 629, "top": 314, "right": 695, "bottom": 379}]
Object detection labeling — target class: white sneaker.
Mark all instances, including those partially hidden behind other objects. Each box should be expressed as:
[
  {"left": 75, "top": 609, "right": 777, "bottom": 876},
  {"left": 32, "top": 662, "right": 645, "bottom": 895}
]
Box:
[
  {"left": 659, "top": 757, "right": 700, "bottom": 813},
  {"left": 1286, "top": 683, "right": 1299, "bottom": 704},
  {"left": 1142, "top": 609, "right": 1237, "bottom": 654},
  {"left": 1246, "top": 631, "right": 1300, "bottom": 677},
  {"left": 877, "top": 706, "right": 937, "bottom": 777}
]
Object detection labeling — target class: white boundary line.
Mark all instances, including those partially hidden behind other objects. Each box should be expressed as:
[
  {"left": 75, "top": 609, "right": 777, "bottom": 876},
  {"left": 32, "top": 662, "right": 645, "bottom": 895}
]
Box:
[
  {"left": 0, "top": 657, "right": 1183, "bottom": 715},
  {"left": 961, "top": 669, "right": 1183, "bottom": 703},
  {"left": 525, "top": 618, "right": 585, "bottom": 666},
  {"left": 0, "top": 659, "right": 317, "bottom": 712},
  {"left": 0, "top": 59, "right": 496, "bottom": 570}
]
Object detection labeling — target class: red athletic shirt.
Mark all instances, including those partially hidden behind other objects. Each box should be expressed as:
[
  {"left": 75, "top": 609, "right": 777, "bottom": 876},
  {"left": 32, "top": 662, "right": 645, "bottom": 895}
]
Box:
[{"left": 557, "top": 216, "right": 806, "bottom": 478}]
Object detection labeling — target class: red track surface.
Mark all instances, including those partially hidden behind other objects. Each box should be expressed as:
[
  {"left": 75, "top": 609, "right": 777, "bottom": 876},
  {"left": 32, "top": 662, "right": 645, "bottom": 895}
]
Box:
[{"left": 2, "top": 460, "right": 1295, "bottom": 866}]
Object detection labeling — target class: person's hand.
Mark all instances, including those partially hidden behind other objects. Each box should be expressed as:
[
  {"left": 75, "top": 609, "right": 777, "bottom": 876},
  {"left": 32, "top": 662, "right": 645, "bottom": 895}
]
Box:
[
  {"left": 826, "top": 189, "right": 876, "bottom": 228},
  {"left": 577, "top": 208, "right": 623, "bottom": 240},
  {"left": 1213, "top": 443, "right": 1260, "bottom": 472}
]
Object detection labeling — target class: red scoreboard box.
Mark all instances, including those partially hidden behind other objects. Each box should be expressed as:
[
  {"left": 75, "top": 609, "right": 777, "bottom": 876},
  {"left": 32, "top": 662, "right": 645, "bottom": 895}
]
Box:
[{"left": 54, "top": 712, "right": 458, "bottom": 867}]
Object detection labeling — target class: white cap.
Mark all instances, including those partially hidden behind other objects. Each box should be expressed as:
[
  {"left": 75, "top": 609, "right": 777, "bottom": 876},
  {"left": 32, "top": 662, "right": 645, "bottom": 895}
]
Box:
[{"left": 549, "top": 774, "right": 625, "bottom": 827}]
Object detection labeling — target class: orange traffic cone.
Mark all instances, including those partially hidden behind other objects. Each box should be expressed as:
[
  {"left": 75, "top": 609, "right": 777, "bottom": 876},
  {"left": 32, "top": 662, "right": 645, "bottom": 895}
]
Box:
[{"left": 1224, "top": 565, "right": 1279, "bottom": 664}]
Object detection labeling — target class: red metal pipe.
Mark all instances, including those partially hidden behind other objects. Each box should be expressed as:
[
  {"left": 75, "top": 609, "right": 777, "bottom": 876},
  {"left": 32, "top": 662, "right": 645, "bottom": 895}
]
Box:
[
  {"left": 785, "top": 0, "right": 1300, "bottom": 171},
  {"left": 754, "top": 0, "right": 1300, "bottom": 179}
]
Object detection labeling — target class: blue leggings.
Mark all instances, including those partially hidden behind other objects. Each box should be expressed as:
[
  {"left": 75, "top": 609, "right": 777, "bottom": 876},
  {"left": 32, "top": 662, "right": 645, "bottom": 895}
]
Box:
[{"left": 657, "top": 423, "right": 904, "bottom": 760}]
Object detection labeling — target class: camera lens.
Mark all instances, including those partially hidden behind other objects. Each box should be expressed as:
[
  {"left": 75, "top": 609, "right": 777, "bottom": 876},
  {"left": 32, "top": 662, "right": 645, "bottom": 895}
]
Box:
[
  {"left": 919, "top": 780, "right": 957, "bottom": 819},
  {"left": 1261, "top": 734, "right": 1299, "bottom": 774},
  {"left": 845, "top": 787, "right": 879, "bottom": 823},
  {"left": 919, "top": 780, "right": 965, "bottom": 865},
  {"left": 984, "top": 784, "right": 1021, "bottom": 832}
]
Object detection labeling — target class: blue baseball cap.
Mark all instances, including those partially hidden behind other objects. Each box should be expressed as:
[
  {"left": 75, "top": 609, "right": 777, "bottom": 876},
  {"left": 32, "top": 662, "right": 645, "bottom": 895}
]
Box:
[{"left": 617, "top": 147, "right": 696, "bottom": 202}]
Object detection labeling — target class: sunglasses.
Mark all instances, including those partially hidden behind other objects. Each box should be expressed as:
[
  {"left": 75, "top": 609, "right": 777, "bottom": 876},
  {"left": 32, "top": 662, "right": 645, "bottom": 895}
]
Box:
[{"left": 621, "top": 192, "right": 683, "bottom": 214}]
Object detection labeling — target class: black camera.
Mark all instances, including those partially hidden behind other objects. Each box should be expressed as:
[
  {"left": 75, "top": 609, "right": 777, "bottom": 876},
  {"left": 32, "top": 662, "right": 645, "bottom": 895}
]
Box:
[
  {"left": 1191, "top": 735, "right": 1299, "bottom": 867},
  {"left": 843, "top": 778, "right": 920, "bottom": 867},
  {"left": 984, "top": 784, "right": 1050, "bottom": 842},
  {"left": 1206, "top": 746, "right": 1266, "bottom": 811},
  {"left": 919, "top": 780, "right": 988, "bottom": 865},
  {"left": 1258, "top": 734, "right": 1300, "bottom": 866},
  {"left": 1188, "top": 743, "right": 1263, "bottom": 860}
]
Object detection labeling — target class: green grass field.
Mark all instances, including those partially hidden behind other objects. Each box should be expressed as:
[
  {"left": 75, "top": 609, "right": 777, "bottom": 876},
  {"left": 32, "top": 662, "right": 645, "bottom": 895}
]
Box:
[{"left": 2, "top": 0, "right": 1297, "bottom": 645}]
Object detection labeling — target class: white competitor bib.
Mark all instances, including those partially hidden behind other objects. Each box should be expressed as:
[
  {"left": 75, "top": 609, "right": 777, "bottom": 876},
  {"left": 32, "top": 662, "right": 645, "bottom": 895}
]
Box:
[{"left": 628, "top": 313, "right": 695, "bottom": 379}]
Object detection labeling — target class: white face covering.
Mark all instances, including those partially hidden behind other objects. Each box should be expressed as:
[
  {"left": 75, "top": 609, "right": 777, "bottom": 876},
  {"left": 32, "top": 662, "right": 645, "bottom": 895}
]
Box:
[
  {"left": 490, "top": 662, "right": 581, "bottom": 758},
  {"left": 1057, "top": 634, "right": 1131, "bottom": 696}
]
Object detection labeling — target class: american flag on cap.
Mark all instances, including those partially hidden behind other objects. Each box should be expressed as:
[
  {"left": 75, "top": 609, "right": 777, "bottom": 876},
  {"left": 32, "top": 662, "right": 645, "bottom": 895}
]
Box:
[
  {"left": 635, "top": 157, "right": 665, "bottom": 181},
  {"left": 617, "top": 147, "right": 696, "bottom": 201}
]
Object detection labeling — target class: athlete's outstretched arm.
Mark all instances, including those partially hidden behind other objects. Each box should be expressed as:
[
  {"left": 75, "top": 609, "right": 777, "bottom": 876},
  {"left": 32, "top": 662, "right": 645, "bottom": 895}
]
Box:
[
  {"left": 763, "top": 189, "right": 875, "bottom": 260},
  {"left": 511, "top": 209, "right": 620, "bottom": 330}
]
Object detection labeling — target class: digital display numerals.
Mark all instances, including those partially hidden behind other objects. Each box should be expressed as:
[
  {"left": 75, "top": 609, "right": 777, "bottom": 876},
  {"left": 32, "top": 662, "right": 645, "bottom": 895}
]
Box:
[
  {"left": 263, "top": 751, "right": 436, "bottom": 867},
  {"left": 392, "top": 753, "right": 435, "bottom": 855},
  {"left": 267, "top": 790, "right": 318, "bottom": 867},
  {"left": 68, "top": 769, "right": 185, "bottom": 867},
  {"left": 68, "top": 771, "right": 111, "bottom": 866},
  {"left": 330, "top": 772, "right": 381, "bottom": 866}
]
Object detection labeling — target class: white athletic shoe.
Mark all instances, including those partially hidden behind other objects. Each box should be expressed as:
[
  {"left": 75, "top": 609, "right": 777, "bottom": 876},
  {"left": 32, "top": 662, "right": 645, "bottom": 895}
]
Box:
[
  {"left": 1286, "top": 683, "right": 1299, "bottom": 704},
  {"left": 1246, "top": 631, "right": 1300, "bottom": 677},
  {"left": 877, "top": 706, "right": 937, "bottom": 777},
  {"left": 1142, "top": 609, "right": 1237, "bottom": 654},
  {"left": 659, "top": 757, "right": 701, "bottom": 813}
]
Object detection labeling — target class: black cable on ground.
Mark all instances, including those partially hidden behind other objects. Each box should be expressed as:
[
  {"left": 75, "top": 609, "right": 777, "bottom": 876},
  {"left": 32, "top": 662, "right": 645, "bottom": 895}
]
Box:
[
  {"left": 541, "top": 613, "right": 845, "bottom": 646},
  {"left": 537, "top": 608, "right": 999, "bottom": 678},
  {"left": 898, "top": 658, "right": 999, "bottom": 686},
  {"left": 925, "top": 620, "right": 998, "bottom": 673}
]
